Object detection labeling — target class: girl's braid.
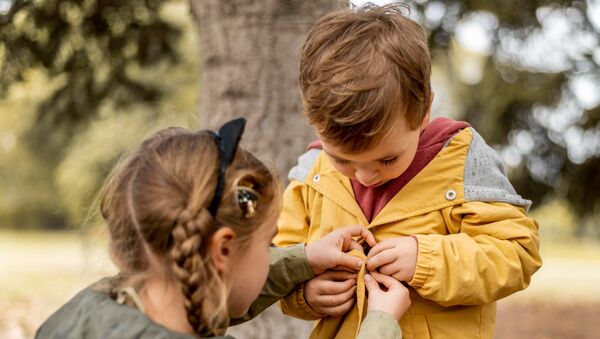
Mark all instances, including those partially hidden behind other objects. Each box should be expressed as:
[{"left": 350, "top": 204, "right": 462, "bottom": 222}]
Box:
[{"left": 170, "top": 207, "right": 227, "bottom": 336}]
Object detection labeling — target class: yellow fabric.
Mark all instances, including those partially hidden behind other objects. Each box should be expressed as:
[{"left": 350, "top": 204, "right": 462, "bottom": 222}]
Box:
[
  {"left": 309, "top": 250, "right": 366, "bottom": 339},
  {"left": 275, "top": 128, "right": 542, "bottom": 339}
]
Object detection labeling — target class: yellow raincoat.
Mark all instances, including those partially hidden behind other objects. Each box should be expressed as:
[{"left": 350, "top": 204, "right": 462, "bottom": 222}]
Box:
[{"left": 274, "top": 127, "right": 542, "bottom": 339}]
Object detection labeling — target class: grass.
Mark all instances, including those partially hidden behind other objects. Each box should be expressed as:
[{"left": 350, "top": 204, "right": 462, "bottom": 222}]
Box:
[
  {"left": 0, "top": 229, "right": 115, "bottom": 339},
  {"left": 540, "top": 238, "right": 600, "bottom": 261},
  {"left": 0, "top": 229, "right": 115, "bottom": 301},
  {"left": 2, "top": 228, "right": 600, "bottom": 338}
]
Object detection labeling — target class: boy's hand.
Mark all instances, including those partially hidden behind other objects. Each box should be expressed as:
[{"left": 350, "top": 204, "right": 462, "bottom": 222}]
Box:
[
  {"left": 305, "top": 225, "right": 376, "bottom": 275},
  {"left": 366, "top": 237, "right": 418, "bottom": 282},
  {"left": 304, "top": 270, "right": 357, "bottom": 316},
  {"left": 364, "top": 271, "right": 411, "bottom": 321}
]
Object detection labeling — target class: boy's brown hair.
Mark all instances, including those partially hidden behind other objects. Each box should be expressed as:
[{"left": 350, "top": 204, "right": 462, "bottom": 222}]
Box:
[{"left": 300, "top": 3, "right": 431, "bottom": 152}]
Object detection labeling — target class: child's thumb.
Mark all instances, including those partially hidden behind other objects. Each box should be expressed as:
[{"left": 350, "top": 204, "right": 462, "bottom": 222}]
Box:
[
  {"left": 364, "top": 274, "right": 380, "bottom": 294},
  {"left": 336, "top": 252, "right": 363, "bottom": 270}
]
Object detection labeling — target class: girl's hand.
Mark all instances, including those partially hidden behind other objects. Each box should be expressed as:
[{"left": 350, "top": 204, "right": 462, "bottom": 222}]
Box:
[
  {"left": 305, "top": 225, "right": 376, "bottom": 275},
  {"left": 364, "top": 271, "right": 411, "bottom": 321},
  {"left": 304, "top": 270, "right": 357, "bottom": 316}
]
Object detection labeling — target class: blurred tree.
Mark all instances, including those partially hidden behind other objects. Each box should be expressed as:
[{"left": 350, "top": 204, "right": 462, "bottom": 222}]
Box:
[
  {"left": 0, "top": 0, "right": 189, "bottom": 228},
  {"left": 191, "top": 3, "right": 347, "bottom": 338},
  {"left": 191, "top": 2, "right": 346, "bottom": 338},
  {"left": 191, "top": 0, "right": 600, "bottom": 230},
  {"left": 1, "top": 0, "right": 599, "bottom": 232},
  {"left": 408, "top": 0, "right": 600, "bottom": 229},
  {"left": 0, "top": 74, "right": 67, "bottom": 229},
  {"left": 191, "top": 0, "right": 346, "bottom": 173},
  {"left": 0, "top": 0, "right": 180, "bottom": 152}
]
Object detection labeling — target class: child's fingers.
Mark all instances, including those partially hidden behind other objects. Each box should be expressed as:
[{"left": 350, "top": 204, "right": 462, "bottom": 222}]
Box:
[
  {"left": 316, "top": 285, "right": 356, "bottom": 307},
  {"left": 348, "top": 240, "right": 362, "bottom": 252},
  {"left": 358, "top": 227, "right": 377, "bottom": 247},
  {"left": 320, "top": 270, "right": 357, "bottom": 281},
  {"left": 338, "top": 225, "right": 362, "bottom": 251},
  {"left": 370, "top": 271, "right": 402, "bottom": 290},
  {"left": 377, "top": 262, "right": 401, "bottom": 276},
  {"left": 318, "top": 278, "right": 356, "bottom": 295},
  {"left": 319, "top": 296, "right": 356, "bottom": 317},
  {"left": 335, "top": 251, "right": 365, "bottom": 271},
  {"left": 366, "top": 248, "right": 397, "bottom": 271},
  {"left": 323, "top": 279, "right": 356, "bottom": 295},
  {"left": 366, "top": 240, "right": 394, "bottom": 261},
  {"left": 364, "top": 273, "right": 382, "bottom": 294},
  {"left": 330, "top": 265, "right": 359, "bottom": 273},
  {"left": 338, "top": 225, "right": 376, "bottom": 249}
]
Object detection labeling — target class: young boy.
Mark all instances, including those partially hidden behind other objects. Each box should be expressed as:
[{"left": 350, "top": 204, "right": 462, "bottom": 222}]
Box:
[{"left": 273, "top": 4, "right": 542, "bottom": 339}]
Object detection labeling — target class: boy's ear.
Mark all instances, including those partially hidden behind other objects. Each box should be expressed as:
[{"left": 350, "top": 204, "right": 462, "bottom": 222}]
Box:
[
  {"left": 208, "top": 227, "right": 236, "bottom": 274},
  {"left": 420, "top": 92, "right": 435, "bottom": 131}
]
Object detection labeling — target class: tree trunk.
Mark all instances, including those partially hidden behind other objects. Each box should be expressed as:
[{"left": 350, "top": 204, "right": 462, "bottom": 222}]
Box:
[
  {"left": 191, "top": 0, "right": 346, "bottom": 178},
  {"left": 191, "top": 1, "right": 346, "bottom": 338}
]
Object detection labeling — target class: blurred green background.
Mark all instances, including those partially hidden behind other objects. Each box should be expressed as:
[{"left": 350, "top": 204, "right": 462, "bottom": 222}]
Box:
[{"left": 1, "top": 0, "right": 600, "bottom": 338}]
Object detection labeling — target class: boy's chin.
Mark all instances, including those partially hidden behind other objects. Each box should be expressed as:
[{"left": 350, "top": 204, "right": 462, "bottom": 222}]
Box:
[{"left": 361, "top": 179, "right": 387, "bottom": 188}]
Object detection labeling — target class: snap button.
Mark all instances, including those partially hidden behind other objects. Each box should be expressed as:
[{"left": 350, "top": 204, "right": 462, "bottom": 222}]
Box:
[
  {"left": 445, "top": 189, "right": 456, "bottom": 201},
  {"left": 313, "top": 174, "right": 321, "bottom": 182}
]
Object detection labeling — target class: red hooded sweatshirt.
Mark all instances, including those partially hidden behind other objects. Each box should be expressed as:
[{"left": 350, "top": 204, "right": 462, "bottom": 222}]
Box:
[{"left": 308, "top": 117, "right": 470, "bottom": 222}]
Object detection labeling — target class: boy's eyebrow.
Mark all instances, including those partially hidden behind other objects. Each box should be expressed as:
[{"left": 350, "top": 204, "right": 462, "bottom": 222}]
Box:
[
  {"left": 324, "top": 150, "right": 403, "bottom": 162},
  {"left": 375, "top": 152, "right": 402, "bottom": 161},
  {"left": 323, "top": 150, "right": 346, "bottom": 161}
]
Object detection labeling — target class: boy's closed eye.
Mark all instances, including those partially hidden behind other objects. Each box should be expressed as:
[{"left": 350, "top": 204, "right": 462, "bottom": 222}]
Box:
[
  {"left": 331, "top": 155, "right": 399, "bottom": 167},
  {"left": 332, "top": 158, "right": 350, "bottom": 166},
  {"left": 381, "top": 156, "right": 398, "bottom": 166}
]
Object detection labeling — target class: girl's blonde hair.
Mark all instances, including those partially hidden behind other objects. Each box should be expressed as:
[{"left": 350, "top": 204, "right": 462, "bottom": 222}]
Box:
[{"left": 99, "top": 127, "right": 280, "bottom": 336}]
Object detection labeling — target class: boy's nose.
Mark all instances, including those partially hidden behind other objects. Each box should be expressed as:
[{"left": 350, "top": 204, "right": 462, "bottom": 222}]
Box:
[{"left": 355, "top": 168, "right": 378, "bottom": 186}]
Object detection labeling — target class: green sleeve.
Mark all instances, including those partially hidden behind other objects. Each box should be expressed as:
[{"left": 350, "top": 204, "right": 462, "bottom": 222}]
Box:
[
  {"left": 230, "top": 243, "right": 314, "bottom": 325},
  {"left": 357, "top": 311, "right": 402, "bottom": 339}
]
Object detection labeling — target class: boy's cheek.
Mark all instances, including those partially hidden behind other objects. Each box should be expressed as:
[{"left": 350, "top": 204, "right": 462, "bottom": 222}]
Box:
[{"left": 331, "top": 164, "right": 354, "bottom": 179}]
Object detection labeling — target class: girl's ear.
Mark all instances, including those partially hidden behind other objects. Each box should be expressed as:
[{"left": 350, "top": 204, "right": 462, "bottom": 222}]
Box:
[{"left": 208, "top": 227, "right": 236, "bottom": 274}]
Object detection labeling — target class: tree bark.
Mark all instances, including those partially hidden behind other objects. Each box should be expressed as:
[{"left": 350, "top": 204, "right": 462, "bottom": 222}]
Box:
[
  {"left": 191, "top": 0, "right": 346, "bottom": 178},
  {"left": 191, "top": 1, "right": 347, "bottom": 338}
]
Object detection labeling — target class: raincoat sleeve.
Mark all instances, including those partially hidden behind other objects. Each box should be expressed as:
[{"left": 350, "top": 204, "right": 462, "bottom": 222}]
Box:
[
  {"left": 273, "top": 180, "right": 324, "bottom": 320},
  {"left": 357, "top": 311, "right": 402, "bottom": 339},
  {"left": 231, "top": 243, "right": 314, "bottom": 325},
  {"left": 409, "top": 201, "right": 542, "bottom": 306},
  {"left": 273, "top": 180, "right": 312, "bottom": 247}
]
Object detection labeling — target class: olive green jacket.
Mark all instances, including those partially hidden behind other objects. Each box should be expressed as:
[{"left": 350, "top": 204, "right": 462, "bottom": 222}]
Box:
[{"left": 35, "top": 244, "right": 399, "bottom": 338}]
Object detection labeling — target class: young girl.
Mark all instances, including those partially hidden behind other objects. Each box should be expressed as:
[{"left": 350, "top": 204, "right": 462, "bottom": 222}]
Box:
[{"left": 36, "top": 119, "right": 410, "bottom": 338}]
